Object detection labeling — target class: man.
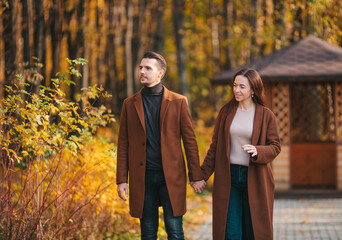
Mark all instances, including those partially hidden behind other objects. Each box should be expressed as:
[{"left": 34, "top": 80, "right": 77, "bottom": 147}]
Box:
[{"left": 117, "top": 51, "right": 206, "bottom": 239}]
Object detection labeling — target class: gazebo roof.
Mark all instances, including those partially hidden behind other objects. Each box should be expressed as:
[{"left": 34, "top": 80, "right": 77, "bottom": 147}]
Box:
[{"left": 211, "top": 35, "right": 342, "bottom": 84}]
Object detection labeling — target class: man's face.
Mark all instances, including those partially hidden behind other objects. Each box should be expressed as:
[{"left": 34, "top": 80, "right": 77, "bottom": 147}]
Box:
[{"left": 139, "top": 58, "right": 164, "bottom": 87}]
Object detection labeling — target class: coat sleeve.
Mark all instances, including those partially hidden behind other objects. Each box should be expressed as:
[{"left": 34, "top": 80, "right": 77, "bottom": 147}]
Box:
[
  {"left": 200, "top": 107, "right": 224, "bottom": 181},
  {"left": 180, "top": 98, "right": 203, "bottom": 181},
  {"left": 116, "top": 101, "right": 129, "bottom": 184},
  {"left": 252, "top": 110, "right": 281, "bottom": 164}
]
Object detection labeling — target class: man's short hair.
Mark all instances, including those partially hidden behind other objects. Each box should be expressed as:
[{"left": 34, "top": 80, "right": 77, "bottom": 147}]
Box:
[{"left": 142, "top": 51, "right": 167, "bottom": 76}]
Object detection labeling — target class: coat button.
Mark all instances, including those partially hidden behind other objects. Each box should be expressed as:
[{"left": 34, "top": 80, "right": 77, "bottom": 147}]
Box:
[
  {"left": 140, "top": 162, "right": 143, "bottom": 166},
  {"left": 142, "top": 142, "right": 145, "bottom": 146}
]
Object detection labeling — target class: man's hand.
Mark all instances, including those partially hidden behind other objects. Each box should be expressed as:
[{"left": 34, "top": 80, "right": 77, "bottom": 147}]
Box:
[
  {"left": 189, "top": 180, "right": 206, "bottom": 193},
  {"left": 117, "top": 183, "right": 129, "bottom": 201}
]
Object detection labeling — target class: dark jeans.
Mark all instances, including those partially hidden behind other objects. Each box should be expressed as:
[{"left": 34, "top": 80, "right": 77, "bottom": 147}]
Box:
[
  {"left": 140, "top": 170, "right": 184, "bottom": 240},
  {"left": 225, "top": 164, "right": 254, "bottom": 240}
]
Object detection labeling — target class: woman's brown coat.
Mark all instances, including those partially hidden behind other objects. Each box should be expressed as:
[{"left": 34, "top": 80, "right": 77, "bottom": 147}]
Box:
[
  {"left": 116, "top": 86, "right": 203, "bottom": 218},
  {"left": 201, "top": 102, "right": 281, "bottom": 240}
]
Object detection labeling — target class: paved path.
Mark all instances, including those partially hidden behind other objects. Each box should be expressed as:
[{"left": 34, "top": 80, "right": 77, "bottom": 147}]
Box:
[
  {"left": 274, "top": 198, "right": 342, "bottom": 240},
  {"left": 187, "top": 198, "right": 342, "bottom": 240}
]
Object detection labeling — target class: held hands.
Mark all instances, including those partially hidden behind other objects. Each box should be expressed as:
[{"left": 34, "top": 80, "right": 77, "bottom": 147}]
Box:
[
  {"left": 117, "top": 183, "right": 129, "bottom": 201},
  {"left": 242, "top": 144, "right": 258, "bottom": 157},
  {"left": 189, "top": 180, "right": 206, "bottom": 193}
]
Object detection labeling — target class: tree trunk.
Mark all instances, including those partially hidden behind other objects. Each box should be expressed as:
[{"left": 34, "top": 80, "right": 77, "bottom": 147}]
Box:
[
  {"left": 65, "top": 7, "right": 77, "bottom": 98},
  {"left": 273, "top": 0, "right": 286, "bottom": 46},
  {"left": 106, "top": 0, "right": 118, "bottom": 114},
  {"left": 33, "top": 0, "right": 45, "bottom": 78},
  {"left": 96, "top": 3, "right": 106, "bottom": 88},
  {"left": 125, "top": 0, "right": 134, "bottom": 97},
  {"left": 21, "top": 0, "right": 30, "bottom": 65},
  {"left": 113, "top": 1, "right": 126, "bottom": 104},
  {"left": 49, "top": 0, "right": 63, "bottom": 78},
  {"left": 223, "top": 0, "right": 232, "bottom": 69},
  {"left": 76, "top": 1, "right": 85, "bottom": 58},
  {"left": 172, "top": 0, "right": 187, "bottom": 98},
  {"left": 210, "top": 0, "right": 220, "bottom": 73},
  {"left": 132, "top": 0, "right": 143, "bottom": 92},
  {"left": 0, "top": 13, "right": 4, "bottom": 97},
  {"left": 291, "top": 3, "right": 303, "bottom": 43},
  {"left": 70, "top": 1, "right": 85, "bottom": 97},
  {"left": 134, "top": 0, "right": 151, "bottom": 89},
  {"left": 3, "top": 0, "right": 17, "bottom": 90},
  {"left": 154, "top": 0, "right": 164, "bottom": 53},
  {"left": 292, "top": 6, "right": 301, "bottom": 42},
  {"left": 262, "top": 0, "right": 273, "bottom": 53},
  {"left": 82, "top": 1, "right": 89, "bottom": 89},
  {"left": 250, "top": 0, "right": 262, "bottom": 60}
]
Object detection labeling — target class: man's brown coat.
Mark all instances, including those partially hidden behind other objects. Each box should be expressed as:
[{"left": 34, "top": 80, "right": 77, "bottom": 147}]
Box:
[
  {"left": 201, "top": 102, "right": 281, "bottom": 240},
  {"left": 116, "top": 86, "right": 203, "bottom": 218}
]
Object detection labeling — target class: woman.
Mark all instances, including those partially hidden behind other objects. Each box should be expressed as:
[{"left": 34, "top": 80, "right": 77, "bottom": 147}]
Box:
[{"left": 201, "top": 68, "right": 281, "bottom": 240}]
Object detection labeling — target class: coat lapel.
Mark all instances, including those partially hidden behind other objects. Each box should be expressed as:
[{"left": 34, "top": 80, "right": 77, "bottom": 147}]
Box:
[
  {"left": 251, "top": 104, "right": 263, "bottom": 145},
  {"left": 134, "top": 89, "right": 146, "bottom": 132},
  {"left": 224, "top": 104, "right": 238, "bottom": 159},
  {"left": 160, "top": 86, "right": 170, "bottom": 127}
]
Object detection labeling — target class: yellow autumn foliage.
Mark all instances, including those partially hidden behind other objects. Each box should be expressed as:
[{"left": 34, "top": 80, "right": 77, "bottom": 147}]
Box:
[
  {"left": 0, "top": 59, "right": 140, "bottom": 239},
  {"left": 0, "top": 58, "right": 215, "bottom": 239}
]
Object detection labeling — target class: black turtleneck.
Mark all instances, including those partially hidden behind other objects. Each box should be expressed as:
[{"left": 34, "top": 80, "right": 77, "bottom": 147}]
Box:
[{"left": 142, "top": 82, "right": 163, "bottom": 171}]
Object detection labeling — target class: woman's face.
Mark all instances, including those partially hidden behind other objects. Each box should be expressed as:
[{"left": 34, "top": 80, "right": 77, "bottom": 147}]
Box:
[{"left": 233, "top": 75, "right": 254, "bottom": 103}]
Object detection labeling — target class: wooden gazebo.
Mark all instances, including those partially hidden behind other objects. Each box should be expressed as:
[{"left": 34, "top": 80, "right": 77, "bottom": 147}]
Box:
[{"left": 211, "top": 35, "right": 342, "bottom": 191}]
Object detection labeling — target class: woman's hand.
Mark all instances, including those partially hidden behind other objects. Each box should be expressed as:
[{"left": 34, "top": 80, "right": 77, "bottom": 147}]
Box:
[
  {"left": 189, "top": 180, "right": 206, "bottom": 193},
  {"left": 242, "top": 144, "right": 258, "bottom": 157}
]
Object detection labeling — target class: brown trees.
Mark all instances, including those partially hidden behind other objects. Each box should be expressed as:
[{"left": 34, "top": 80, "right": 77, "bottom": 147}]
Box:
[
  {"left": 0, "top": 0, "right": 341, "bottom": 115},
  {"left": 172, "top": 0, "right": 187, "bottom": 97}
]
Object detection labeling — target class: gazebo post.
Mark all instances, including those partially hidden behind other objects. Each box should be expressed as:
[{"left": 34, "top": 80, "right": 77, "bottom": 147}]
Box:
[
  {"left": 335, "top": 82, "right": 342, "bottom": 190},
  {"left": 271, "top": 83, "right": 291, "bottom": 190}
]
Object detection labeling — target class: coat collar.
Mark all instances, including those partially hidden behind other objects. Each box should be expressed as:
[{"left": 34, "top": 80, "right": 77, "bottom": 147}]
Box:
[{"left": 133, "top": 85, "right": 171, "bottom": 132}]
